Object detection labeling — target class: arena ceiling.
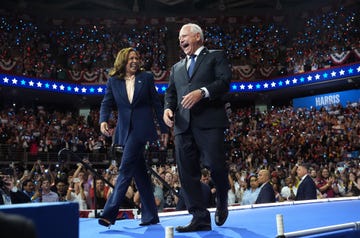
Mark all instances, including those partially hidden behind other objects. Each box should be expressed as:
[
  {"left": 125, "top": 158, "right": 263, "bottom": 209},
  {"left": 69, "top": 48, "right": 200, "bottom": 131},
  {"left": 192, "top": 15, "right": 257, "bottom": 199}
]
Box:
[{"left": 4, "top": 0, "right": 339, "bottom": 17}]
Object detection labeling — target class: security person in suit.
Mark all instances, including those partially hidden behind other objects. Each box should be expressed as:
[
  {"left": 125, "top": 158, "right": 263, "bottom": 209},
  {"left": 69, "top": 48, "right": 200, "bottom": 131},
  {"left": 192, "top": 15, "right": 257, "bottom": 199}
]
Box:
[
  {"left": 255, "top": 169, "right": 275, "bottom": 204},
  {"left": 98, "top": 47, "right": 168, "bottom": 227},
  {"left": 163, "top": 23, "right": 232, "bottom": 232},
  {"left": 295, "top": 163, "right": 317, "bottom": 200}
]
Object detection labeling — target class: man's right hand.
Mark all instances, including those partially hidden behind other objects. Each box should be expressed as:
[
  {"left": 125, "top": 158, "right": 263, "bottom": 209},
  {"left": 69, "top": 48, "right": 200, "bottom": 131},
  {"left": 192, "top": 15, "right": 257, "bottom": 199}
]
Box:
[{"left": 163, "top": 109, "right": 174, "bottom": 127}]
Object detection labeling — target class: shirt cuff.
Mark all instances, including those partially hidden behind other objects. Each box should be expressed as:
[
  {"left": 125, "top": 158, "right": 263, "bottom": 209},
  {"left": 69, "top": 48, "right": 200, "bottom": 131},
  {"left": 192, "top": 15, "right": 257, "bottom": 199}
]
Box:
[{"left": 200, "top": 87, "right": 209, "bottom": 98}]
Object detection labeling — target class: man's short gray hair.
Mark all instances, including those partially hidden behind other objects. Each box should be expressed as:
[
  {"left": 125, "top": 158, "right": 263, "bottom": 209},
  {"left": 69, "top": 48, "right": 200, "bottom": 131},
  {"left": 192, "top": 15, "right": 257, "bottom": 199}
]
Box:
[{"left": 182, "top": 23, "right": 204, "bottom": 42}]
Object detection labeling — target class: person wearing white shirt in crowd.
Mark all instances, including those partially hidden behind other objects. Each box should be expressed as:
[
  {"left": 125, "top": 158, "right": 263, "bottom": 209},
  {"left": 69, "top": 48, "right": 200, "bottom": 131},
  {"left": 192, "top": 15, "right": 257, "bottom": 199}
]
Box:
[
  {"left": 241, "top": 174, "right": 260, "bottom": 205},
  {"left": 41, "top": 178, "right": 59, "bottom": 203},
  {"left": 281, "top": 176, "right": 297, "bottom": 201},
  {"left": 66, "top": 177, "right": 88, "bottom": 210}
]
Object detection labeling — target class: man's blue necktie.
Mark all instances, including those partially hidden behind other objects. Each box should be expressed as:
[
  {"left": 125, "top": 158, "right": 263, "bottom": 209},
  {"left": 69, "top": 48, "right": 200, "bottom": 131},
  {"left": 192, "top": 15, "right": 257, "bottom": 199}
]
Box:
[{"left": 188, "top": 54, "right": 196, "bottom": 77}]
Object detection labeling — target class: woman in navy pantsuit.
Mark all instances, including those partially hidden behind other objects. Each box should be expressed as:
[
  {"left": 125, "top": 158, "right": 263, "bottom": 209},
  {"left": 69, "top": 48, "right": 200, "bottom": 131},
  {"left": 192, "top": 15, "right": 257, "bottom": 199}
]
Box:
[{"left": 98, "top": 47, "right": 168, "bottom": 227}]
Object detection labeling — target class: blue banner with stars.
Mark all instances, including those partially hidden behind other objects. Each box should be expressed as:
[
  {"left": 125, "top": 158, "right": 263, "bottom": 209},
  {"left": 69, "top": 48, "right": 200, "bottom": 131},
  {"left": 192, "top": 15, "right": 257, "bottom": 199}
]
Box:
[{"left": 1, "top": 62, "right": 360, "bottom": 95}]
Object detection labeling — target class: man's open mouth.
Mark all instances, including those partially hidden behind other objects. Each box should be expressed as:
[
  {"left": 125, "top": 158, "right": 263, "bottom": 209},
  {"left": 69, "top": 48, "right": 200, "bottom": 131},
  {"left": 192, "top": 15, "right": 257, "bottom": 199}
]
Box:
[{"left": 181, "top": 43, "right": 189, "bottom": 49}]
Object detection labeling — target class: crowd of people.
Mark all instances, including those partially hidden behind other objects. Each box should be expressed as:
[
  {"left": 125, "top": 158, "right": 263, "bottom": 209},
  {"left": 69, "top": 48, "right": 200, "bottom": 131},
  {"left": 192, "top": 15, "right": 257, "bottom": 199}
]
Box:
[
  {"left": 0, "top": 106, "right": 107, "bottom": 160},
  {"left": 204, "top": 6, "right": 359, "bottom": 77},
  {"left": 0, "top": 5, "right": 359, "bottom": 82},
  {"left": 1, "top": 101, "right": 359, "bottom": 211},
  {"left": 0, "top": 12, "right": 168, "bottom": 82}
]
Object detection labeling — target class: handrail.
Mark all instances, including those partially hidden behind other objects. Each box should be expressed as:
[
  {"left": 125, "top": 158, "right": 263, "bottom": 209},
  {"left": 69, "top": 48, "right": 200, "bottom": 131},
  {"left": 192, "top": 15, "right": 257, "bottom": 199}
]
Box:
[
  {"left": 0, "top": 144, "right": 170, "bottom": 166},
  {"left": 284, "top": 221, "right": 360, "bottom": 237}
]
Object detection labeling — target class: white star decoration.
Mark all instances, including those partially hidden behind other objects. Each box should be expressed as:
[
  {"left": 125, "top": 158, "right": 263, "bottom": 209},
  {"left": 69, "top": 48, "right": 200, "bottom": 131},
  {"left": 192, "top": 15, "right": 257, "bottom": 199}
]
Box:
[{"left": 1, "top": 63, "right": 359, "bottom": 94}]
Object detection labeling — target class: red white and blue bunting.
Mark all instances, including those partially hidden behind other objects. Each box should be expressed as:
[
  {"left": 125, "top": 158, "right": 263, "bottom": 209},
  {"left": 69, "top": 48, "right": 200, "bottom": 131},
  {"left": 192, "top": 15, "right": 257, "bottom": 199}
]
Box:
[
  {"left": 0, "top": 59, "right": 17, "bottom": 72},
  {"left": 1, "top": 48, "right": 359, "bottom": 83},
  {"left": 330, "top": 51, "right": 351, "bottom": 64}
]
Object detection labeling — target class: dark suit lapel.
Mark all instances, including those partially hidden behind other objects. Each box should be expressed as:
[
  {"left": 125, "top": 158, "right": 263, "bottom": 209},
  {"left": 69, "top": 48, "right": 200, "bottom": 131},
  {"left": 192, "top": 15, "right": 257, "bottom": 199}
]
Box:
[
  {"left": 179, "top": 58, "right": 189, "bottom": 80},
  {"left": 190, "top": 48, "right": 209, "bottom": 79},
  {"left": 116, "top": 79, "right": 128, "bottom": 103},
  {"left": 132, "top": 74, "right": 144, "bottom": 104}
]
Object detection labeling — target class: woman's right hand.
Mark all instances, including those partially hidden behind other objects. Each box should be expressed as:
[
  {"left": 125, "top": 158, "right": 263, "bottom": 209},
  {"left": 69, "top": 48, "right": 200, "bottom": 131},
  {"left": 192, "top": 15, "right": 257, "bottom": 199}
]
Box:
[{"left": 100, "top": 122, "right": 112, "bottom": 137}]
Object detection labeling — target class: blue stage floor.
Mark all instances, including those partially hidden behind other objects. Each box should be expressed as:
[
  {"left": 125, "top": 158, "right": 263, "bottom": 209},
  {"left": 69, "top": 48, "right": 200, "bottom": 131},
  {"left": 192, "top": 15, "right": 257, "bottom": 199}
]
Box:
[{"left": 79, "top": 198, "right": 360, "bottom": 238}]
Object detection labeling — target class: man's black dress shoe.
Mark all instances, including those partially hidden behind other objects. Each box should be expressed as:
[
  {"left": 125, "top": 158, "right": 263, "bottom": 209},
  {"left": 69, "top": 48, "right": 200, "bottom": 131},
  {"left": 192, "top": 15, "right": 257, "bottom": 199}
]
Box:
[
  {"left": 176, "top": 220, "right": 211, "bottom": 232},
  {"left": 215, "top": 207, "right": 228, "bottom": 226},
  {"left": 98, "top": 218, "right": 114, "bottom": 228},
  {"left": 139, "top": 218, "right": 159, "bottom": 226}
]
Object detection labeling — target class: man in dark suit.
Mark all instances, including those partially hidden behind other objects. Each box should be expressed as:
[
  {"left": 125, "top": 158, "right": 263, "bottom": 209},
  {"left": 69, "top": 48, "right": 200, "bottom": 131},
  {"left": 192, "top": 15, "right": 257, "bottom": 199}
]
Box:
[
  {"left": 163, "top": 23, "right": 232, "bottom": 232},
  {"left": 255, "top": 169, "right": 275, "bottom": 204},
  {"left": 98, "top": 47, "right": 168, "bottom": 227},
  {"left": 0, "top": 173, "right": 30, "bottom": 205},
  {"left": 295, "top": 163, "right": 317, "bottom": 200}
]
